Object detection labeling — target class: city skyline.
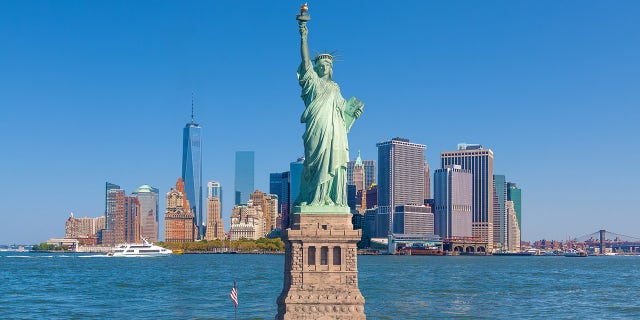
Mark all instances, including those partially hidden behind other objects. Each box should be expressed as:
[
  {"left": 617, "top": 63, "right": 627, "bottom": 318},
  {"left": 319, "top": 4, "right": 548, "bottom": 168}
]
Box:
[{"left": 2, "top": 2, "right": 639, "bottom": 244}]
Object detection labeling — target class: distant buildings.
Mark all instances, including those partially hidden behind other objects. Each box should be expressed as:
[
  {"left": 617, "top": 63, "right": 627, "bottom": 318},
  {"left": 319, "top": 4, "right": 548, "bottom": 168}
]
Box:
[
  {"left": 164, "top": 178, "right": 197, "bottom": 242},
  {"left": 132, "top": 185, "right": 159, "bottom": 242},
  {"left": 235, "top": 151, "right": 255, "bottom": 205},
  {"left": 229, "top": 205, "right": 263, "bottom": 241},
  {"left": 441, "top": 144, "right": 495, "bottom": 249},
  {"left": 364, "top": 184, "right": 378, "bottom": 211},
  {"left": 347, "top": 151, "right": 376, "bottom": 214},
  {"left": 250, "top": 190, "right": 279, "bottom": 234},
  {"left": 182, "top": 108, "right": 203, "bottom": 239},
  {"left": 228, "top": 190, "right": 278, "bottom": 240},
  {"left": 434, "top": 165, "right": 473, "bottom": 238},
  {"left": 65, "top": 213, "right": 104, "bottom": 244},
  {"left": 100, "top": 184, "right": 142, "bottom": 246},
  {"left": 347, "top": 151, "right": 376, "bottom": 188}
]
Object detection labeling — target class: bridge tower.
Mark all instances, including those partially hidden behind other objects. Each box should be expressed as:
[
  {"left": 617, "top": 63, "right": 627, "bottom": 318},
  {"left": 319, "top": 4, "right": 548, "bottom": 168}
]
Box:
[{"left": 599, "top": 230, "right": 606, "bottom": 255}]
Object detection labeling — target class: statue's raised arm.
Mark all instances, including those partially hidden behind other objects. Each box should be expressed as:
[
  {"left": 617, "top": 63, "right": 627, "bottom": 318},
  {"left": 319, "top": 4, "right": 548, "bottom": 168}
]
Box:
[{"left": 299, "top": 23, "right": 310, "bottom": 63}]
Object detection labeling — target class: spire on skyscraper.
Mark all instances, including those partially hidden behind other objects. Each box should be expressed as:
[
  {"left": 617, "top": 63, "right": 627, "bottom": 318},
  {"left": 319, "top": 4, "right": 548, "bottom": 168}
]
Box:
[{"left": 191, "top": 91, "right": 195, "bottom": 123}]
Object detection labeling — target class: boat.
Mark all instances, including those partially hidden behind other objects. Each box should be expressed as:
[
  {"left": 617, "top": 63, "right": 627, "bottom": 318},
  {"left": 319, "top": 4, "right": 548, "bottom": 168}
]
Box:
[
  {"left": 563, "top": 249, "right": 587, "bottom": 257},
  {"left": 109, "top": 238, "right": 172, "bottom": 257},
  {"left": 399, "top": 245, "right": 443, "bottom": 256},
  {"left": 492, "top": 251, "right": 534, "bottom": 256}
]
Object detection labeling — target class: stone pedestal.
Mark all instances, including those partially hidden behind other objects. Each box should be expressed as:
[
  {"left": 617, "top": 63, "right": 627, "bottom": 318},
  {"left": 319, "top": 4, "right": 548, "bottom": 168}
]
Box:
[{"left": 276, "top": 210, "right": 366, "bottom": 319}]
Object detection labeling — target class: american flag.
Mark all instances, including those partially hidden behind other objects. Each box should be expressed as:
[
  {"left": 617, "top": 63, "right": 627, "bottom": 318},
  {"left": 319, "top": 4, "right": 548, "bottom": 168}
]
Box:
[{"left": 230, "top": 281, "right": 238, "bottom": 308}]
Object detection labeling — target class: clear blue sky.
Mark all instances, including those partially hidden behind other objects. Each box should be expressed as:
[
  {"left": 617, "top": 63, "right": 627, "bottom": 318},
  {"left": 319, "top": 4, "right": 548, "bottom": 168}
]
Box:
[{"left": 1, "top": 1, "right": 639, "bottom": 244}]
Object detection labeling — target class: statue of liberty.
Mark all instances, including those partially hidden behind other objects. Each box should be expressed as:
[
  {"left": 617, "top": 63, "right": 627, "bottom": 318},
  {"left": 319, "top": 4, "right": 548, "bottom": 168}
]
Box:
[{"left": 294, "top": 6, "right": 364, "bottom": 209}]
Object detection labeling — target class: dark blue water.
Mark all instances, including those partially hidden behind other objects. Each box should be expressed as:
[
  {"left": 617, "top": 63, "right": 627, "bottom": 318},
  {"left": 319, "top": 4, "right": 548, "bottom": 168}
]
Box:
[{"left": 2, "top": 252, "right": 639, "bottom": 319}]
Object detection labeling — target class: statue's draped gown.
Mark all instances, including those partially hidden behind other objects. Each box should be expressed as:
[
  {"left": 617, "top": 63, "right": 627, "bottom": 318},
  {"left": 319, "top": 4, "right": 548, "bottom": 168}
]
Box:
[{"left": 295, "top": 60, "right": 349, "bottom": 206}]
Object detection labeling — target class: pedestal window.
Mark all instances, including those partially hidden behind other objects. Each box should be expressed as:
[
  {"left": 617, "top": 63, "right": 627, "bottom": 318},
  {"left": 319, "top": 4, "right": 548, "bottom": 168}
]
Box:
[
  {"left": 333, "top": 247, "right": 342, "bottom": 265},
  {"left": 308, "top": 246, "right": 316, "bottom": 265},
  {"left": 320, "top": 246, "right": 328, "bottom": 265}
]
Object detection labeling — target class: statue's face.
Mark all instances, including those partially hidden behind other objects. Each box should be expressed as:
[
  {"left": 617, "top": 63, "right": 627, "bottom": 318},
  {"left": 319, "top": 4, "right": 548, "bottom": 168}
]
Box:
[{"left": 315, "top": 59, "right": 333, "bottom": 78}]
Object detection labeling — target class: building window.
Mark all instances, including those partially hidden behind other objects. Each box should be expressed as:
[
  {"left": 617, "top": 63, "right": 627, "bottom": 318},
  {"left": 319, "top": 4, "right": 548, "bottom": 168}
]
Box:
[
  {"left": 320, "top": 246, "right": 328, "bottom": 265},
  {"left": 308, "top": 246, "right": 316, "bottom": 265},
  {"left": 333, "top": 247, "right": 341, "bottom": 265}
]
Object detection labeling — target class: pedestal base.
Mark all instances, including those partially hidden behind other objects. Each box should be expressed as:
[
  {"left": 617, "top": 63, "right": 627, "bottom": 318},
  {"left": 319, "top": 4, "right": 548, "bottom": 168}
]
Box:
[{"left": 276, "top": 212, "right": 366, "bottom": 319}]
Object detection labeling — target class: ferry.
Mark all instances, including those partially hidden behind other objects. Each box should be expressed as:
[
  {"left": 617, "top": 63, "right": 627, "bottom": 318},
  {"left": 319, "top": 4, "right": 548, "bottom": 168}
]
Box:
[
  {"left": 109, "top": 238, "right": 172, "bottom": 257},
  {"left": 399, "top": 245, "right": 443, "bottom": 256},
  {"left": 563, "top": 249, "right": 588, "bottom": 257}
]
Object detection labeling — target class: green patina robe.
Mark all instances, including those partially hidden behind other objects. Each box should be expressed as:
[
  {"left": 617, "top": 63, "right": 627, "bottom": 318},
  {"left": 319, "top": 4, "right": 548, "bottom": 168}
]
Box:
[{"left": 295, "top": 60, "right": 359, "bottom": 207}]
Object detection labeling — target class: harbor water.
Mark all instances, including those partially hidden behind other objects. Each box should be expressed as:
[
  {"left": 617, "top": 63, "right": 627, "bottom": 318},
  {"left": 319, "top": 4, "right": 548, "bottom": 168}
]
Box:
[{"left": 1, "top": 252, "right": 639, "bottom": 319}]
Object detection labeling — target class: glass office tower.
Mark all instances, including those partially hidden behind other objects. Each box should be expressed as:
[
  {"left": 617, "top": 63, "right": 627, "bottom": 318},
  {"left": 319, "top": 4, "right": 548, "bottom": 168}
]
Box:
[
  {"left": 234, "top": 151, "right": 255, "bottom": 205},
  {"left": 182, "top": 119, "right": 203, "bottom": 239},
  {"left": 507, "top": 182, "right": 522, "bottom": 233}
]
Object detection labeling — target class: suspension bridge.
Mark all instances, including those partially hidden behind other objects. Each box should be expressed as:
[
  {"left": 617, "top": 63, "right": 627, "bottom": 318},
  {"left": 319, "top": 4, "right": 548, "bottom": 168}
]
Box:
[{"left": 572, "top": 230, "right": 640, "bottom": 254}]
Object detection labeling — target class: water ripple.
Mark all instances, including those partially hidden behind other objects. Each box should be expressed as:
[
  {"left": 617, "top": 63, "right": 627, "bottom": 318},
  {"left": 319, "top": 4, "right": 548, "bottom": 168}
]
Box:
[{"left": 2, "top": 253, "right": 640, "bottom": 319}]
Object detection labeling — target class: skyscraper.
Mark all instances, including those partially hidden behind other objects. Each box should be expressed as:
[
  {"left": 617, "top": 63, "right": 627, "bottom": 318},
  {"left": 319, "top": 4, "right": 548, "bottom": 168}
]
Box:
[
  {"left": 205, "top": 195, "right": 225, "bottom": 240},
  {"left": 207, "top": 181, "right": 222, "bottom": 218},
  {"left": 506, "top": 200, "right": 521, "bottom": 251},
  {"left": 133, "top": 185, "right": 159, "bottom": 242},
  {"left": 376, "top": 138, "right": 427, "bottom": 237},
  {"left": 182, "top": 100, "right": 203, "bottom": 239},
  {"left": 507, "top": 182, "right": 522, "bottom": 234},
  {"left": 441, "top": 144, "right": 494, "bottom": 249},
  {"left": 424, "top": 161, "right": 431, "bottom": 200},
  {"left": 351, "top": 153, "right": 365, "bottom": 192},
  {"left": 393, "top": 205, "right": 435, "bottom": 235},
  {"left": 234, "top": 151, "right": 255, "bottom": 205},
  {"left": 165, "top": 178, "right": 197, "bottom": 242},
  {"left": 208, "top": 181, "right": 222, "bottom": 199},
  {"left": 493, "top": 175, "right": 507, "bottom": 249},
  {"left": 105, "top": 187, "right": 125, "bottom": 246},
  {"left": 348, "top": 152, "right": 365, "bottom": 213},
  {"left": 434, "top": 165, "right": 473, "bottom": 238},
  {"left": 347, "top": 151, "right": 376, "bottom": 188},
  {"left": 270, "top": 172, "right": 290, "bottom": 229},
  {"left": 104, "top": 182, "right": 120, "bottom": 230},
  {"left": 377, "top": 138, "right": 426, "bottom": 208},
  {"left": 289, "top": 157, "right": 305, "bottom": 220},
  {"left": 124, "top": 195, "right": 141, "bottom": 243}
]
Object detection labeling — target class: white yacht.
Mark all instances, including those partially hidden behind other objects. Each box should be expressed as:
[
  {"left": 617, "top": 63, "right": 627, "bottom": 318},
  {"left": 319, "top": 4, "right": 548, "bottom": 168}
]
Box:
[{"left": 110, "top": 238, "right": 172, "bottom": 257}]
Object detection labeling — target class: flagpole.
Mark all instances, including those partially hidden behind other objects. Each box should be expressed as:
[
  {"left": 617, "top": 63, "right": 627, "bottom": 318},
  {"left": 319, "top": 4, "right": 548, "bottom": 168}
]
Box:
[{"left": 230, "top": 280, "right": 238, "bottom": 320}]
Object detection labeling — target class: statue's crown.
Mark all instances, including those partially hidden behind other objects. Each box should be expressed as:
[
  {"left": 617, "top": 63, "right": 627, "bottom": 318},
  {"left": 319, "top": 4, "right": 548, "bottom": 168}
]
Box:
[{"left": 314, "top": 53, "right": 334, "bottom": 63}]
